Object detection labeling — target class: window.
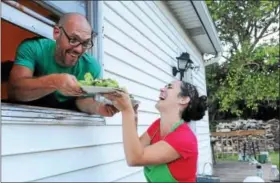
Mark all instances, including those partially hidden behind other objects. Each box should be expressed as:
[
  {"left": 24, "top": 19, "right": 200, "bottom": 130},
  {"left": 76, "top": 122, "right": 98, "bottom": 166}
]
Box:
[
  {"left": 1, "top": 0, "right": 103, "bottom": 112},
  {"left": 38, "top": 1, "right": 87, "bottom": 16}
]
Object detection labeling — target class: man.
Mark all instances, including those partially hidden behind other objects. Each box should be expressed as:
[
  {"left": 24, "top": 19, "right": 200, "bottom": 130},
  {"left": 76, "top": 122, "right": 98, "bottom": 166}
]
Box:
[{"left": 8, "top": 12, "right": 118, "bottom": 117}]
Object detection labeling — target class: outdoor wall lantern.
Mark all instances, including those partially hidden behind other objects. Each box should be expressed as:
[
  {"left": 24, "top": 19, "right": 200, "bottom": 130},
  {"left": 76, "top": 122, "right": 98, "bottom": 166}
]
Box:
[{"left": 172, "top": 52, "right": 199, "bottom": 80}]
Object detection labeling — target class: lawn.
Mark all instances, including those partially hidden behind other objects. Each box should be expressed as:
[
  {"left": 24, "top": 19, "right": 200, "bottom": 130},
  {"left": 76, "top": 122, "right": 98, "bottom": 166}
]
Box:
[
  {"left": 270, "top": 151, "right": 279, "bottom": 169},
  {"left": 215, "top": 151, "right": 279, "bottom": 168}
]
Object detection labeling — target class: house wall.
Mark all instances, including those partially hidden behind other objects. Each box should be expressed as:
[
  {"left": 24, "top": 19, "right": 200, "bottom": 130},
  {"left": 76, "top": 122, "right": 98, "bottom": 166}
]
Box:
[
  {"left": 102, "top": 1, "right": 212, "bottom": 180},
  {"left": 1, "top": 1, "right": 213, "bottom": 182},
  {"left": 1, "top": 103, "right": 148, "bottom": 182}
]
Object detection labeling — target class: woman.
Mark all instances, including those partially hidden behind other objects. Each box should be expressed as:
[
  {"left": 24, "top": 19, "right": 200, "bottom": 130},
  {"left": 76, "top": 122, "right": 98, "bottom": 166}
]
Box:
[{"left": 105, "top": 80, "right": 207, "bottom": 182}]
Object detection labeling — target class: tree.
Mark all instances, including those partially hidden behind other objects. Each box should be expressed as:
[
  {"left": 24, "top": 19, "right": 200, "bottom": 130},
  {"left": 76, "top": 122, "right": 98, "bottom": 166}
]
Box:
[{"left": 205, "top": 0, "right": 280, "bottom": 119}]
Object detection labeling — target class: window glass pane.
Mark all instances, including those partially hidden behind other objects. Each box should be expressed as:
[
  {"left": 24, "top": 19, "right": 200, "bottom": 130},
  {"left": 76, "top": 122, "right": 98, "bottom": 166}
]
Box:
[{"left": 42, "top": 1, "right": 86, "bottom": 16}]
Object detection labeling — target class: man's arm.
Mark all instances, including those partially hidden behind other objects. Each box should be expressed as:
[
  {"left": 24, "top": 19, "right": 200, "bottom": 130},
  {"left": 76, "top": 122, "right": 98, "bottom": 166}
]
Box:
[
  {"left": 8, "top": 65, "right": 82, "bottom": 102},
  {"left": 75, "top": 97, "right": 119, "bottom": 116},
  {"left": 8, "top": 65, "right": 58, "bottom": 102},
  {"left": 8, "top": 39, "right": 59, "bottom": 101},
  {"left": 75, "top": 97, "right": 100, "bottom": 114}
]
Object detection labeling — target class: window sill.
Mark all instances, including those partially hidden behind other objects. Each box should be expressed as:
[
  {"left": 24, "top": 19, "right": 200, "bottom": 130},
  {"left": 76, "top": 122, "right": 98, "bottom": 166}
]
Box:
[{"left": 1, "top": 102, "right": 105, "bottom": 126}]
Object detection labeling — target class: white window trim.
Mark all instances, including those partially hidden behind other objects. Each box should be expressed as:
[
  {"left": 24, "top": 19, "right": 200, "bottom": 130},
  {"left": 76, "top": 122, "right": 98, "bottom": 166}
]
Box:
[
  {"left": 1, "top": 103, "right": 105, "bottom": 126},
  {"left": 1, "top": 2, "right": 54, "bottom": 39},
  {"left": 87, "top": 1, "right": 104, "bottom": 78}
]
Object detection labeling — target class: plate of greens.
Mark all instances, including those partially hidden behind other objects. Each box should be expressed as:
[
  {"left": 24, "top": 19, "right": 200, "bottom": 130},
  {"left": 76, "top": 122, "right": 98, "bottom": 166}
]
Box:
[
  {"left": 81, "top": 86, "right": 120, "bottom": 94},
  {"left": 79, "top": 73, "right": 123, "bottom": 94},
  {"left": 78, "top": 73, "right": 140, "bottom": 106}
]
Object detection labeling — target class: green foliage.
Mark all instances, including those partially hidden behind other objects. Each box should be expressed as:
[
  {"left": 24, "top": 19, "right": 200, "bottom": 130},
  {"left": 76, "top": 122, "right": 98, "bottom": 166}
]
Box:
[
  {"left": 78, "top": 72, "right": 119, "bottom": 88},
  {"left": 205, "top": 0, "right": 280, "bottom": 118},
  {"left": 218, "top": 44, "right": 279, "bottom": 112}
]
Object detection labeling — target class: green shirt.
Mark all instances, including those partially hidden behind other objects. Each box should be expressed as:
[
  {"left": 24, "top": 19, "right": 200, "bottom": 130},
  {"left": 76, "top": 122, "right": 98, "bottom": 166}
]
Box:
[{"left": 14, "top": 37, "right": 102, "bottom": 102}]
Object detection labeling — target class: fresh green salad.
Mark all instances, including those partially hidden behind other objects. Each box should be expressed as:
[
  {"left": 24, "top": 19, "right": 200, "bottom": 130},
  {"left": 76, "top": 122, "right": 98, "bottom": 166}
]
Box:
[
  {"left": 79, "top": 73, "right": 135, "bottom": 99},
  {"left": 78, "top": 72, "right": 120, "bottom": 88}
]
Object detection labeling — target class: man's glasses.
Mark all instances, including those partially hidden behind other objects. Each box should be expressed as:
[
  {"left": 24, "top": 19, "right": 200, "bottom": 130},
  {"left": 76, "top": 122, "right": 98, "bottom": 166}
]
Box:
[{"left": 59, "top": 26, "right": 97, "bottom": 49}]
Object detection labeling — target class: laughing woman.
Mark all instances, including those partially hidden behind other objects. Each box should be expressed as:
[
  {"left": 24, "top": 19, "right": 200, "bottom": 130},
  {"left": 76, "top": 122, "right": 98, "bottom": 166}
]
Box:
[{"left": 106, "top": 80, "right": 207, "bottom": 182}]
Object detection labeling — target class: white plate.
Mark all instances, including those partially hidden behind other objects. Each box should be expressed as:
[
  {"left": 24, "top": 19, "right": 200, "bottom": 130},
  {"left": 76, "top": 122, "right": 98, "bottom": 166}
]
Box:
[
  {"left": 81, "top": 86, "right": 120, "bottom": 94},
  {"left": 81, "top": 86, "right": 141, "bottom": 107}
]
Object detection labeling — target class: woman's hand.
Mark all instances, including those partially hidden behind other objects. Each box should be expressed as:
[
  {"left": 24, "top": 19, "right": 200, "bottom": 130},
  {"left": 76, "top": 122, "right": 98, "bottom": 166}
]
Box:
[{"left": 103, "top": 91, "right": 133, "bottom": 112}]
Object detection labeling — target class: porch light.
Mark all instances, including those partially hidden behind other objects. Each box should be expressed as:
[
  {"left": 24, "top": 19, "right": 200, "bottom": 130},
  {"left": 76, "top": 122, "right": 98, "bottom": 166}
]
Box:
[{"left": 172, "top": 52, "right": 195, "bottom": 80}]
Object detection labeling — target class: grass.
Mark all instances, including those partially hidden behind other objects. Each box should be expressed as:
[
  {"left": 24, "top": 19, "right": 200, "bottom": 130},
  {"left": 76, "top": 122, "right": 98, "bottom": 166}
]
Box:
[
  {"left": 215, "top": 153, "right": 238, "bottom": 161},
  {"left": 270, "top": 151, "right": 279, "bottom": 169},
  {"left": 215, "top": 151, "right": 279, "bottom": 168}
]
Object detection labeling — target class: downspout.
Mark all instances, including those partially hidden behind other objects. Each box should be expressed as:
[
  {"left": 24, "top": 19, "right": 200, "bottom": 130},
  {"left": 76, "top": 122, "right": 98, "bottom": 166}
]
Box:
[{"left": 204, "top": 52, "right": 222, "bottom": 66}]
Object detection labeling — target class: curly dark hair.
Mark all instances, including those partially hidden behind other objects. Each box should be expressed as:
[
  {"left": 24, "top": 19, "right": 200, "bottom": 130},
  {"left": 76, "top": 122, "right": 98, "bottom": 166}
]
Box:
[{"left": 178, "top": 81, "right": 208, "bottom": 122}]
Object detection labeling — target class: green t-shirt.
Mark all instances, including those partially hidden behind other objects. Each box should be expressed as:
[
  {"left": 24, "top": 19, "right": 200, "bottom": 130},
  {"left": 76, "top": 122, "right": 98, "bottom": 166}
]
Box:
[{"left": 14, "top": 37, "right": 102, "bottom": 102}]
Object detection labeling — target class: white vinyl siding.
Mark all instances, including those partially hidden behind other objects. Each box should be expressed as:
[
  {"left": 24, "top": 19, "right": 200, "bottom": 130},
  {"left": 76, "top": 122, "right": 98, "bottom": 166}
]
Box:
[{"left": 102, "top": 1, "right": 211, "bottom": 180}]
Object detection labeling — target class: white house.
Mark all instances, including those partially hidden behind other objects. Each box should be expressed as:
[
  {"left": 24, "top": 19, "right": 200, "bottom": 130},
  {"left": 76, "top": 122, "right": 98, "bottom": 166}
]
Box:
[{"left": 1, "top": 0, "right": 222, "bottom": 182}]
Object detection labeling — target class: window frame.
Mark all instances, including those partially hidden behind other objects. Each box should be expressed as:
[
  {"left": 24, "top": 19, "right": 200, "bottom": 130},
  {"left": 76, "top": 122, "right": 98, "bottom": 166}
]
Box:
[
  {"left": 87, "top": 1, "right": 104, "bottom": 78},
  {"left": 1, "top": 1, "right": 54, "bottom": 39},
  {"left": 1, "top": 0, "right": 106, "bottom": 124}
]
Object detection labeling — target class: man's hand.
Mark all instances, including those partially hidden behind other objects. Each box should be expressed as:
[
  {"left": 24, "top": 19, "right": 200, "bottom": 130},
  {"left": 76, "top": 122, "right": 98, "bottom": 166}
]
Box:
[
  {"left": 54, "top": 74, "right": 84, "bottom": 96},
  {"left": 103, "top": 92, "right": 140, "bottom": 125},
  {"left": 75, "top": 97, "right": 119, "bottom": 117},
  {"left": 96, "top": 103, "right": 120, "bottom": 117}
]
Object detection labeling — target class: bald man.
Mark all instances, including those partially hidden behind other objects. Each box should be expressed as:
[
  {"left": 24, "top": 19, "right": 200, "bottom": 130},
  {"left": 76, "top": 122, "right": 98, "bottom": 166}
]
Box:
[{"left": 8, "top": 13, "right": 119, "bottom": 117}]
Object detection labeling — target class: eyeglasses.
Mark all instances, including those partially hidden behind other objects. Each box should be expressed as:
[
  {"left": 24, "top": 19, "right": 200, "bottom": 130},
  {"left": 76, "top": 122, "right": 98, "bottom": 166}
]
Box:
[{"left": 59, "top": 26, "right": 96, "bottom": 49}]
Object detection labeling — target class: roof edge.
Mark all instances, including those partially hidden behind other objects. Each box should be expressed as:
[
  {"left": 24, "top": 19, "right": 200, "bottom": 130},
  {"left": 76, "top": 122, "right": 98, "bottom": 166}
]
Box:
[{"left": 191, "top": 0, "right": 223, "bottom": 54}]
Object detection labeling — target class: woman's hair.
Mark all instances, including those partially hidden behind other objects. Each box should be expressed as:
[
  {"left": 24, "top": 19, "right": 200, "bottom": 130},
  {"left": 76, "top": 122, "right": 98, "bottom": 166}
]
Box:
[{"left": 179, "top": 81, "right": 208, "bottom": 122}]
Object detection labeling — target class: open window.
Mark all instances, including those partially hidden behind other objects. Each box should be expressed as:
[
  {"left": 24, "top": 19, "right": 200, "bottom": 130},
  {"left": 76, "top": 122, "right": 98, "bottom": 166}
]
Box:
[{"left": 1, "top": 0, "right": 103, "bottom": 111}]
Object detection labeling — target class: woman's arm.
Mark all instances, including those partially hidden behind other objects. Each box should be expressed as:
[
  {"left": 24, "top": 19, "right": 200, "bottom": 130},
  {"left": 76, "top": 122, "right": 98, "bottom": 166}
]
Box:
[
  {"left": 139, "top": 132, "right": 151, "bottom": 148},
  {"left": 133, "top": 104, "right": 151, "bottom": 147},
  {"left": 105, "top": 91, "right": 181, "bottom": 166},
  {"left": 121, "top": 109, "right": 180, "bottom": 166}
]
